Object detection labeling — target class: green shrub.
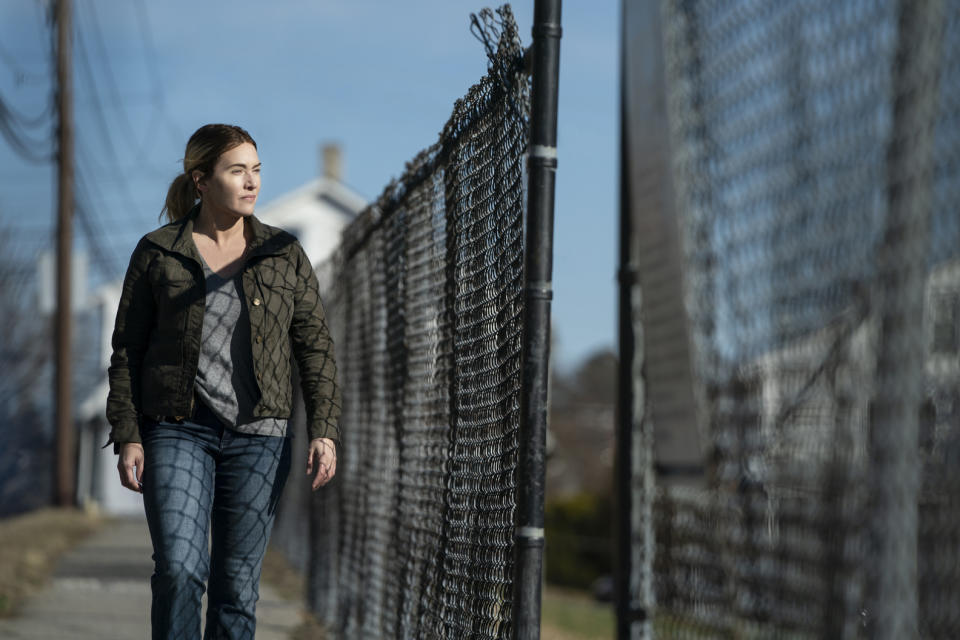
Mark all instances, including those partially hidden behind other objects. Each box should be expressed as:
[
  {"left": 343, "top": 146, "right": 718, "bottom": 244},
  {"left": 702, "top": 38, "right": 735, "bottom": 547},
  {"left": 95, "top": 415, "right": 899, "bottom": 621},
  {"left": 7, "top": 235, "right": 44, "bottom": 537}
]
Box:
[{"left": 544, "top": 492, "right": 613, "bottom": 589}]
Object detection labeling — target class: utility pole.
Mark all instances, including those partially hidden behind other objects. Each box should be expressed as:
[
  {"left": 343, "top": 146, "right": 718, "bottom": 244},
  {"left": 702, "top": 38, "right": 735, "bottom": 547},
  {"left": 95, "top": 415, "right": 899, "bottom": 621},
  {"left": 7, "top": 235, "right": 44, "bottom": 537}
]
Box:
[{"left": 54, "top": 0, "right": 75, "bottom": 507}]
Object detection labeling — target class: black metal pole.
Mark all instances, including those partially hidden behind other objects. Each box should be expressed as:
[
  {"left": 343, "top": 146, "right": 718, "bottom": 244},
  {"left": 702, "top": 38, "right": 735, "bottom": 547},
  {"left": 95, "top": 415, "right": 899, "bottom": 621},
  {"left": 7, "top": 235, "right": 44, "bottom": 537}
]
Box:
[
  {"left": 868, "top": 1, "right": 941, "bottom": 636},
  {"left": 513, "top": 0, "right": 561, "bottom": 638},
  {"left": 615, "top": 0, "right": 637, "bottom": 631}
]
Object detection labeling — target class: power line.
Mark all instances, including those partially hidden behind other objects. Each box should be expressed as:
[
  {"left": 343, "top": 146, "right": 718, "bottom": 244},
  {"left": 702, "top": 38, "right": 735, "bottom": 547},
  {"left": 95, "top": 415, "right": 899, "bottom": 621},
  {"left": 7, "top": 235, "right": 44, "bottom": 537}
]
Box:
[
  {"left": 2, "top": 1, "right": 169, "bottom": 284},
  {"left": 75, "top": 138, "right": 150, "bottom": 238},
  {"left": 0, "top": 93, "right": 53, "bottom": 162},
  {"left": 0, "top": 9, "right": 54, "bottom": 161},
  {"left": 72, "top": 24, "right": 150, "bottom": 237},
  {"left": 0, "top": 88, "right": 54, "bottom": 129},
  {"left": 133, "top": 0, "right": 183, "bottom": 145},
  {"left": 74, "top": 154, "right": 132, "bottom": 258},
  {"left": 68, "top": 1, "right": 168, "bottom": 281},
  {"left": 81, "top": 0, "right": 140, "bottom": 150},
  {"left": 0, "top": 39, "right": 47, "bottom": 86},
  {"left": 73, "top": 25, "right": 123, "bottom": 168},
  {"left": 0, "top": 1, "right": 54, "bottom": 88},
  {"left": 133, "top": 0, "right": 161, "bottom": 94},
  {"left": 74, "top": 167, "right": 125, "bottom": 279},
  {"left": 75, "top": 198, "right": 121, "bottom": 280}
]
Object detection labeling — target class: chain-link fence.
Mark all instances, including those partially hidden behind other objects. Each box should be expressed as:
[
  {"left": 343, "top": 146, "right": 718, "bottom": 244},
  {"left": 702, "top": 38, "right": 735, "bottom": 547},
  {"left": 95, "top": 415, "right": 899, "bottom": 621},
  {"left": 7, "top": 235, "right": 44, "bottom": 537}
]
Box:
[
  {"left": 272, "top": 6, "right": 530, "bottom": 639},
  {"left": 623, "top": 0, "right": 960, "bottom": 637}
]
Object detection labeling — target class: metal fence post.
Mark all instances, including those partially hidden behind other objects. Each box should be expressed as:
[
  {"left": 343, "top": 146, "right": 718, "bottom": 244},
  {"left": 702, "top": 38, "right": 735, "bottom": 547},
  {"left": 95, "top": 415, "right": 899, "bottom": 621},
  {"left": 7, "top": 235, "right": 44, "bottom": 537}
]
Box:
[
  {"left": 870, "top": 1, "right": 943, "bottom": 637},
  {"left": 513, "top": 0, "right": 562, "bottom": 638}
]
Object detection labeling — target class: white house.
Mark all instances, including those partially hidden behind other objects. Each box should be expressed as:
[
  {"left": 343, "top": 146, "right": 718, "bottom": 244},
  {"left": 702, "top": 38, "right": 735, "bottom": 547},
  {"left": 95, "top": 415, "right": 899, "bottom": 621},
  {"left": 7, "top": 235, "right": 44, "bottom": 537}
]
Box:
[
  {"left": 734, "top": 258, "right": 960, "bottom": 496},
  {"left": 254, "top": 146, "right": 365, "bottom": 266},
  {"left": 76, "top": 145, "right": 366, "bottom": 514}
]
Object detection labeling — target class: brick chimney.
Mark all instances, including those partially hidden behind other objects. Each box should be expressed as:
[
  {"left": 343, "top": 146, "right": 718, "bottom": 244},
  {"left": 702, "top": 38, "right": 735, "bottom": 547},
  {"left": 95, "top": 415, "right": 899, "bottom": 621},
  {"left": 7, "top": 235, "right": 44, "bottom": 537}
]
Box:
[{"left": 320, "top": 143, "right": 342, "bottom": 182}]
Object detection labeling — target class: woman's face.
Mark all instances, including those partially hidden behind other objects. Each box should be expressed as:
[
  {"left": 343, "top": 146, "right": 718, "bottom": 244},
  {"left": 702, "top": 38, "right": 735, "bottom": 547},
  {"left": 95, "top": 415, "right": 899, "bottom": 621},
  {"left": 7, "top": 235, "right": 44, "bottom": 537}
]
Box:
[{"left": 195, "top": 142, "right": 261, "bottom": 218}]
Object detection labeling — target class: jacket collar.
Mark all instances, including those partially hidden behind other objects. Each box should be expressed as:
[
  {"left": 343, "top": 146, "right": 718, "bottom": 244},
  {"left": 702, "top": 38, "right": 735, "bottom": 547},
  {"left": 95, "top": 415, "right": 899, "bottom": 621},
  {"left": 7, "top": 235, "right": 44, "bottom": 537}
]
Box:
[{"left": 145, "top": 204, "right": 287, "bottom": 263}]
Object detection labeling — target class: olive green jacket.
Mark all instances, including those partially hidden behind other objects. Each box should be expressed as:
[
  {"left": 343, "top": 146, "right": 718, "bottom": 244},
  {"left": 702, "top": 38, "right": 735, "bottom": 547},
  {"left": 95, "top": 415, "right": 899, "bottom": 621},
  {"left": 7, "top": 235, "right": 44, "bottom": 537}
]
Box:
[{"left": 105, "top": 208, "right": 341, "bottom": 451}]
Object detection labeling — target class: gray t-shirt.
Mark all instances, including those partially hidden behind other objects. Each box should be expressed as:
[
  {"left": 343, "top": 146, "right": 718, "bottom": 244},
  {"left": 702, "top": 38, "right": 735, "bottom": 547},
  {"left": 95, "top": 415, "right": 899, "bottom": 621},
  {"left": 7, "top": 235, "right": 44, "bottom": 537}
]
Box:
[{"left": 194, "top": 262, "right": 287, "bottom": 437}]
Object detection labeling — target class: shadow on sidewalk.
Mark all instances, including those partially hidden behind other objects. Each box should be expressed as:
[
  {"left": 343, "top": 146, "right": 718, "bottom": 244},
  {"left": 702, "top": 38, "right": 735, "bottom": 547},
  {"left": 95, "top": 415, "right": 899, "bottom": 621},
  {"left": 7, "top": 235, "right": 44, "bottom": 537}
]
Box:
[{"left": 0, "top": 515, "right": 303, "bottom": 640}]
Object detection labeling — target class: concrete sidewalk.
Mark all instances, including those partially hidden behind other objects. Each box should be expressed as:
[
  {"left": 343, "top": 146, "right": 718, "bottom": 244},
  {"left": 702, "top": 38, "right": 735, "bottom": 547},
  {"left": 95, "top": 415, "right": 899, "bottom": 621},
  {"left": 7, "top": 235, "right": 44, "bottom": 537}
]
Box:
[{"left": 0, "top": 517, "right": 303, "bottom": 639}]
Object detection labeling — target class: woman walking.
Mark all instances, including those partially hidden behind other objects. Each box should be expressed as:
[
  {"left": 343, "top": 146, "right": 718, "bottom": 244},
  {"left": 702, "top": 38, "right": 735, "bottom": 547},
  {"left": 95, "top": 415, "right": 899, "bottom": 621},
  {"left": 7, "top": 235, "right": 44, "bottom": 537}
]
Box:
[{"left": 105, "top": 124, "right": 340, "bottom": 639}]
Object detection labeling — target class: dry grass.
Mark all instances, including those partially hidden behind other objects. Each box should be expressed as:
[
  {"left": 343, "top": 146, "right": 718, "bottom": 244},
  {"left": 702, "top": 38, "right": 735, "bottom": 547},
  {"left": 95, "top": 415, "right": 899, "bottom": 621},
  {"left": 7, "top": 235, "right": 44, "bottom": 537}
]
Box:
[
  {"left": 541, "top": 586, "right": 615, "bottom": 640},
  {"left": 287, "top": 615, "right": 331, "bottom": 640},
  {"left": 261, "top": 546, "right": 330, "bottom": 640},
  {"left": 0, "top": 507, "right": 102, "bottom": 617},
  {"left": 261, "top": 548, "right": 617, "bottom": 639},
  {"left": 261, "top": 546, "right": 308, "bottom": 603}
]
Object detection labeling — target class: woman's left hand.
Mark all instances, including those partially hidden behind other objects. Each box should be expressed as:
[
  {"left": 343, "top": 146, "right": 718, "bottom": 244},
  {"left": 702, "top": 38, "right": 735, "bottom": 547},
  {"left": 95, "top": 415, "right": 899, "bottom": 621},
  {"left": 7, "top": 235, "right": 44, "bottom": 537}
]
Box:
[{"left": 307, "top": 437, "right": 337, "bottom": 490}]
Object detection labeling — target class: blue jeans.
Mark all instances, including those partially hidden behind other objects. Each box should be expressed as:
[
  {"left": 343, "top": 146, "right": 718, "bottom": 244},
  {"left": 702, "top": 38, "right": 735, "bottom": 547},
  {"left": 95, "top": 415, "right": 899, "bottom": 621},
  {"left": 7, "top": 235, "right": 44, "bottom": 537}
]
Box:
[{"left": 141, "top": 402, "right": 291, "bottom": 640}]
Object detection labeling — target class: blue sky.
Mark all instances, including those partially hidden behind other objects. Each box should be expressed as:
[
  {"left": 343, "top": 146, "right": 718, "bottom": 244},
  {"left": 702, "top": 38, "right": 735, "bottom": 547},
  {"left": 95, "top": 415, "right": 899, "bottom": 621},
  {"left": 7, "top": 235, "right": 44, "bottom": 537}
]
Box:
[{"left": 0, "top": 0, "right": 618, "bottom": 371}]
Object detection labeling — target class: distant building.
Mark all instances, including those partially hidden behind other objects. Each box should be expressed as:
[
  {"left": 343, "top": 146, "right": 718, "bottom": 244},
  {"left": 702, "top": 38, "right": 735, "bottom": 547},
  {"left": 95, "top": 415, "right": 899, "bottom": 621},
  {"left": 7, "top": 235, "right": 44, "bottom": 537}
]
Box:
[
  {"left": 736, "top": 259, "right": 960, "bottom": 495},
  {"left": 76, "top": 144, "right": 366, "bottom": 515},
  {"left": 255, "top": 144, "right": 366, "bottom": 266}
]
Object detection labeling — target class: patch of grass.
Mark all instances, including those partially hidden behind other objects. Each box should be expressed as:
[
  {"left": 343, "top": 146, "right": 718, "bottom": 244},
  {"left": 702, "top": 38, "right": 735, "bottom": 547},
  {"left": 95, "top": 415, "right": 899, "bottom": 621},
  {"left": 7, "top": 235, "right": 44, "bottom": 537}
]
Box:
[
  {"left": 541, "top": 586, "right": 614, "bottom": 640},
  {"left": 0, "top": 507, "right": 101, "bottom": 618},
  {"left": 655, "top": 612, "right": 727, "bottom": 638}
]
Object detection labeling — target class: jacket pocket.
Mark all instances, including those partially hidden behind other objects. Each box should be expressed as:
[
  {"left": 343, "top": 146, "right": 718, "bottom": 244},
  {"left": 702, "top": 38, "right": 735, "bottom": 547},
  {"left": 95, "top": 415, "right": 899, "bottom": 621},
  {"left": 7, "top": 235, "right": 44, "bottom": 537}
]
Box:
[{"left": 149, "top": 259, "right": 197, "bottom": 306}]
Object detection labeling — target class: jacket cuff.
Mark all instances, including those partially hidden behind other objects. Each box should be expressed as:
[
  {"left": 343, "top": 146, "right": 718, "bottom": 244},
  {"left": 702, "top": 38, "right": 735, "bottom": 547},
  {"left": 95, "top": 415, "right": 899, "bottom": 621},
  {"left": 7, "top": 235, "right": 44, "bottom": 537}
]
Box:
[
  {"left": 103, "top": 419, "right": 143, "bottom": 455},
  {"left": 307, "top": 420, "right": 341, "bottom": 448}
]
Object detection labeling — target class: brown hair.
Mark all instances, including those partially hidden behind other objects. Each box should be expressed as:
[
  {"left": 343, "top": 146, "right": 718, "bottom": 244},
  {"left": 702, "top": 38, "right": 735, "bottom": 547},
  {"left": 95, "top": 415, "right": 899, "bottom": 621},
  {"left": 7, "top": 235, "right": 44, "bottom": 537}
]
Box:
[{"left": 162, "top": 124, "right": 257, "bottom": 223}]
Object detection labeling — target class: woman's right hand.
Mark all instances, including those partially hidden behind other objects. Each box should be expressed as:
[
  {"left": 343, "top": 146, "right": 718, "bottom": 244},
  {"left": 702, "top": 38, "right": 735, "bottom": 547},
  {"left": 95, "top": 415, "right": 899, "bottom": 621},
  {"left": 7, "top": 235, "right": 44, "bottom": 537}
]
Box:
[{"left": 118, "top": 443, "right": 145, "bottom": 493}]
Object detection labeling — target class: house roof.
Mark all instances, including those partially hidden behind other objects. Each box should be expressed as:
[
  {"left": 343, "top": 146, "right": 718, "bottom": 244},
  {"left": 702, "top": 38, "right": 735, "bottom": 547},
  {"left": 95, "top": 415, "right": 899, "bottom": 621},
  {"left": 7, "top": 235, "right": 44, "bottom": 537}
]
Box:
[{"left": 255, "top": 176, "right": 367, "bottom": 267}]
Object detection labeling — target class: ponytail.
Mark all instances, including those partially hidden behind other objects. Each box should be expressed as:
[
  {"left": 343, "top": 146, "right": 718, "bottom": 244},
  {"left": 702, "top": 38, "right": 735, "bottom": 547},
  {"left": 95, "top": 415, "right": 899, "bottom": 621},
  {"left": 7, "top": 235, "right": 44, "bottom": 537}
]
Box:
[{"left": 161, "top": 172, "right": 197, "bottom": 223}]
